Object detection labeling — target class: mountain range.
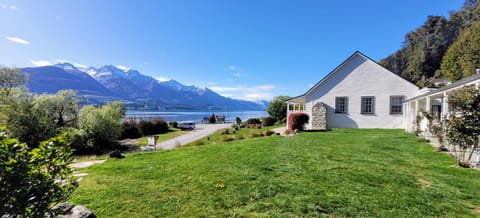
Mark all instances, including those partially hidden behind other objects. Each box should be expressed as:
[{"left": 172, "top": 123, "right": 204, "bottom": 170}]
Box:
[{"left": 21, "top": 63, "right": 268, "bottom": 111}]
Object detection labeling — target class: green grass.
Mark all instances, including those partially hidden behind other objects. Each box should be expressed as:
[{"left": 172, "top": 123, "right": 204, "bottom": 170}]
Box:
[
  {"left": 137, "top": 128, "right": 187, "bottom": 146},
  {"left": 70, "top": 129, "right": 480, "bottom": 217},
  {"left": 187, "top": 125, "right": 280, "bottom": 146}
]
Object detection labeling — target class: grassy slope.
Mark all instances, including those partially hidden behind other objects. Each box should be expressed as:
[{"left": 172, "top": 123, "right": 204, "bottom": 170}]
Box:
[{"left": 70, "top": 129, "right": 480, "bottom": 217}]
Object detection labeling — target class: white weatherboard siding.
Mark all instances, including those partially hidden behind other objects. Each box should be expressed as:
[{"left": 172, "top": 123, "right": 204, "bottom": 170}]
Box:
[{"left": 304, "top": 52, "right": 419, "bottom": 129}]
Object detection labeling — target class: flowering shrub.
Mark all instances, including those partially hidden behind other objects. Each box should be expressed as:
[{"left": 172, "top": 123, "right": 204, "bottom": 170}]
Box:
[{"left": 288, "top": 113, "right": 309, "bottom": 131}]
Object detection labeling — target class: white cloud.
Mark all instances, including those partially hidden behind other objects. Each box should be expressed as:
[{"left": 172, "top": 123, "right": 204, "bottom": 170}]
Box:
[
  {"left": 209, "top": 84, "right": 276, "bottom": 101},
  {"left": 156, "top": 77, "right": 170, "bottom": 82},
  {"left": 6, "top": 36, "right": 29, "bottom": 45},
  {"left": 1, "top": 5, "right": 18, "bottom": 10},
  {"left": 116, "top": 65, "right": 130, "bottom": 72},
  {"left": 30, "top": 60, "right": 52, "bottom": 66},
  {"left": 209, "top": 86, "right": 244, "bottom": 92},
  {"left": 226, "top": 65, "right": 245, "bottom": 78},
  {"left": 56, "top": 59, "right": 89, "bottom": 69}
]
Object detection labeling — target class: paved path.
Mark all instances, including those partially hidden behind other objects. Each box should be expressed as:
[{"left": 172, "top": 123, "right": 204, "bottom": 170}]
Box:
[
  {"left": 156, "top": 123, "right": 231, "bottom": 150},
  {"left": 70, "top": 160, "right": 106, "bottom": 169}
]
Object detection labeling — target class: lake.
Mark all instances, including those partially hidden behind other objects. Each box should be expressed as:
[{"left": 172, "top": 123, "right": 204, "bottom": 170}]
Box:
[{"left": 125, "top": 110, "right": 268, "bottom": 123}]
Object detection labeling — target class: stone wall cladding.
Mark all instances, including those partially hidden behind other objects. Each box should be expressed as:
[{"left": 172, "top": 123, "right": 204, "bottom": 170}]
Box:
[{"left": 312, "top": 102, "right": 327, "bottom": 130}]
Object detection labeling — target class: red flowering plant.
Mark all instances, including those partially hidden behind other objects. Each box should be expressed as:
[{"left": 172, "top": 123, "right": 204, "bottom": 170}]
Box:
[{"left": 288, "top": 112, "right": 309, "bottom": 133}]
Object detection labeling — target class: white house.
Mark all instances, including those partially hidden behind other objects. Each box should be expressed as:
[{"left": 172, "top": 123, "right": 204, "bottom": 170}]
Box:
[
  {"left": 286, "top": 51, "right": 419, "bottom": 129},
  {"left": 404, "top": 73, "right": 480, "bottom": 134}
]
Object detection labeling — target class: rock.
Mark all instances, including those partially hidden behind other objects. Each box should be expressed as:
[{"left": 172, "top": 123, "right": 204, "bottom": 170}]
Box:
[
  {"left": 69, "top": 205, "right": 95, "bottom": 218},
  {"left": 51, "top": 202, "right": 74, "bottom": 214},
  {"left": 49, "top": 202, "right": 95, "bottom": 218},
  {"left": 109, "top": 150, "right": 124, "bottom": 158}
]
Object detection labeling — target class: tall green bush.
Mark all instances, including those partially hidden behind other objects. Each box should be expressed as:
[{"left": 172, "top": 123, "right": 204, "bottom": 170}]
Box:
[
  {"left": 77, "top": 102, "right": 125, "bottom": 151},
  {"left": 0, "top": 130, "right": 77, "bottom": 217}
]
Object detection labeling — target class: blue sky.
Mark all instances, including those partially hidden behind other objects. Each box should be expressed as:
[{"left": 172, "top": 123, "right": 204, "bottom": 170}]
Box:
[{"left": 1, "top": 0, "right": 465, "bottom": 101}]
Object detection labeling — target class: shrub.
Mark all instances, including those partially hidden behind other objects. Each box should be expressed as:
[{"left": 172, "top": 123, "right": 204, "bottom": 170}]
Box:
[
  {"left": 261, "top": 116, "right": 276, "bottom": 127},
  {"left": 246, "top": 118, "right": 261, "bottom": 125},
  {"left": 153, "top": 119, "right": 169, "bottom": 134},
  {"left": 121, "top": 120, "right": 143, "bottom": 139},
  {"left": 169, "top": 121, "right": 178, "bottom": 128},
  {"left": 138, "top": 119, "right": 169, "bottom": 136},
  {"left": 235, "top": 117, "right": 242, "bottom": 125},
  {"left": 220, "top": 129, "right": 230, "bottom": 135},
  {"left": 245, "top": 132, "right": 261, "bottom": 139},
  {"left": 220, "top": 135, "right": 236, "bottom": 142},
  {"left": 288, "top": 113, "right": 309, "bottom": 131},
  {"left": 262, "top": 130, "right": 275, "bottom": 136},
  {"left": 236, "top": 134, "right": 244, "bottom": 140},
  {"left": 0, "top": 132, "right": 77, "bottom": 217}
]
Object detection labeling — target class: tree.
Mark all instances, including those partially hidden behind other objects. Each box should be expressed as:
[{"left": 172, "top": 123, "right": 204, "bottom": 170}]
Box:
[
  {"left": 440, "top": 22, "right": 480, "bottom": 82},
  {"left": 76, "top": 102, "right": 125, "bottom": 151},
  {"left": 4, "top": 90, "right": 80, "bottom": 147},
  {"left": 267, "top": 96, "right": 290, "bottom": 122},
  {"left": 0, "top": 67, "right": 28, "bottom": 103},
  {"left": 0, "top": 130, "right": 77, "bottom": 217},
  {"left": 0, "top": 68, "right": 29, "bottom": 125},
  {"left": 35, "top": 90, "right": 79, "bottom": 128},
  {"left": 446, "top": 85, "right": 480, "bottom": 166}
]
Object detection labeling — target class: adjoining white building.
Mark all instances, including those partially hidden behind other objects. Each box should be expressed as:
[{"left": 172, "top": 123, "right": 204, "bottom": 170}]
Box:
[
  {"left": 286, "top": 50, "right": 480, "bottom": 165},
  {"left": 287, "top": 51, "right": 419, "bottom": 130},
  {"left": 404, "top": 73, "right": 480, "bottom": 134}
]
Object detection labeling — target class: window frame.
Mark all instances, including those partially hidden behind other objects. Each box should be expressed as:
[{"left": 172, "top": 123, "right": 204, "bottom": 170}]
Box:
[
  {"left": 389, "top": 95, "right": 405, "bottom": 114},
  {"left": 361, "top": 96, "right": 375, "bottom": 114},
  {"left": 335, "top": 96, "right": 348, "bottom": 114}
]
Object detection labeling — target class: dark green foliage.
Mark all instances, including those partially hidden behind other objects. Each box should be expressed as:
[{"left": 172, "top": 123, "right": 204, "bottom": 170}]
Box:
[
  {"left": 246, "top": 118, "right": 261, "bottom": 125},
  {"left": 245, "top": 118, "right": 262, "bottom": 128},
  {"left": 0, "top": 131, "right": 77, "bottom": 217},
  {"left": 440, "top": 22, "right": 480, "bottom": 81},
  {"left": 235, "top": 117, "right": 242, "bottom": 125},
  {"left": 380, "top": 1, "right": 480, "bottom": 86},
  {"left": 267, "top": 96, "right": 290, "bottom": 121},
  {"left": 121, "top": 120, "right": 143, "bottom": 139},
  {"left": 446, "top": 85, "right": 480, "bottom": 165},
  {"left": 138, "top": 119, "right": 169, "bottom": 136},
  {"left": 261, "top": 116, "right": 276, "bottom": 127},
  {"left": 169, "top": 121, "right": 178, "bottom": 128}
]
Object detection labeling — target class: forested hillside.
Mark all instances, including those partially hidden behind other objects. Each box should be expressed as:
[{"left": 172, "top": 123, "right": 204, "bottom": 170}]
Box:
[{"left": 380, "top": 0, "right": 480, "bottom": 87}]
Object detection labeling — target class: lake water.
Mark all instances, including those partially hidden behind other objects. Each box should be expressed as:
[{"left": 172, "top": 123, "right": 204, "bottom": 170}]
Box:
[{"left": 125, "top": 110, "right": 268, "bottom": 123}]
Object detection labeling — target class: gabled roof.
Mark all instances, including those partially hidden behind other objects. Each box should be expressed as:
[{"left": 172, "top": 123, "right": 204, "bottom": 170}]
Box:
[
  {"left": 406, "top": 73, "right": 480, "bottom": 101},
  {"left": 287, "top": 51, "right": 418, "bottom": 103}
]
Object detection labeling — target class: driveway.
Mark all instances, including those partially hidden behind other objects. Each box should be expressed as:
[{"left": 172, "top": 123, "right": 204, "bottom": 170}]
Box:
[{"left": 156, "top": 123, "right": 231, "bottom": 150}]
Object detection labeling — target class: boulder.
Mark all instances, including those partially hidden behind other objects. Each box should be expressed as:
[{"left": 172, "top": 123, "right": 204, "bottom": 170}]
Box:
[{"left": 109, "top": 150, "right": 125, "bottom": 158}]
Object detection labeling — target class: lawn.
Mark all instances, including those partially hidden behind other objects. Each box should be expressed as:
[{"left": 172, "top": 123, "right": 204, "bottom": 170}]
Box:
[
  {"left": 186, "top": 125, "right": 280, "bottom": 146},
  {"left": 70, "top": 129, "right": 480, "bottom": 217}
]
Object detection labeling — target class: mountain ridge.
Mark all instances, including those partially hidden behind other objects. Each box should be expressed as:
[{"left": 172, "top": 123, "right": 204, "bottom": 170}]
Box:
[{"left": 21, "top": 63, "right": 268, "bottom": 111}]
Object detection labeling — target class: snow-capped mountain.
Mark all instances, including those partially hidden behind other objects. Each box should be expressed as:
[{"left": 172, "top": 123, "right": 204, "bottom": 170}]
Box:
[{"left": 22, "top": 63, "right": 267, "bottom": 110}]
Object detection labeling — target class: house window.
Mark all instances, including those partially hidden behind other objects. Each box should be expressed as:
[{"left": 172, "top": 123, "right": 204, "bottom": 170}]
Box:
[
  {"left": 335, "top": 97, "right": 348, "bottom": 113},
  {"left": 361, "top": 96, "right": 375, "bottom": 114},
  {"left": 390, "top": 95, "right": 404, "bottom": 114}
]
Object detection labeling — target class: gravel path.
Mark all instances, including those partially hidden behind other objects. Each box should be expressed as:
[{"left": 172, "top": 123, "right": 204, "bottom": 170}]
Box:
[{"left": 156, "top": 123, "right": 231, "bottom": 150}]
